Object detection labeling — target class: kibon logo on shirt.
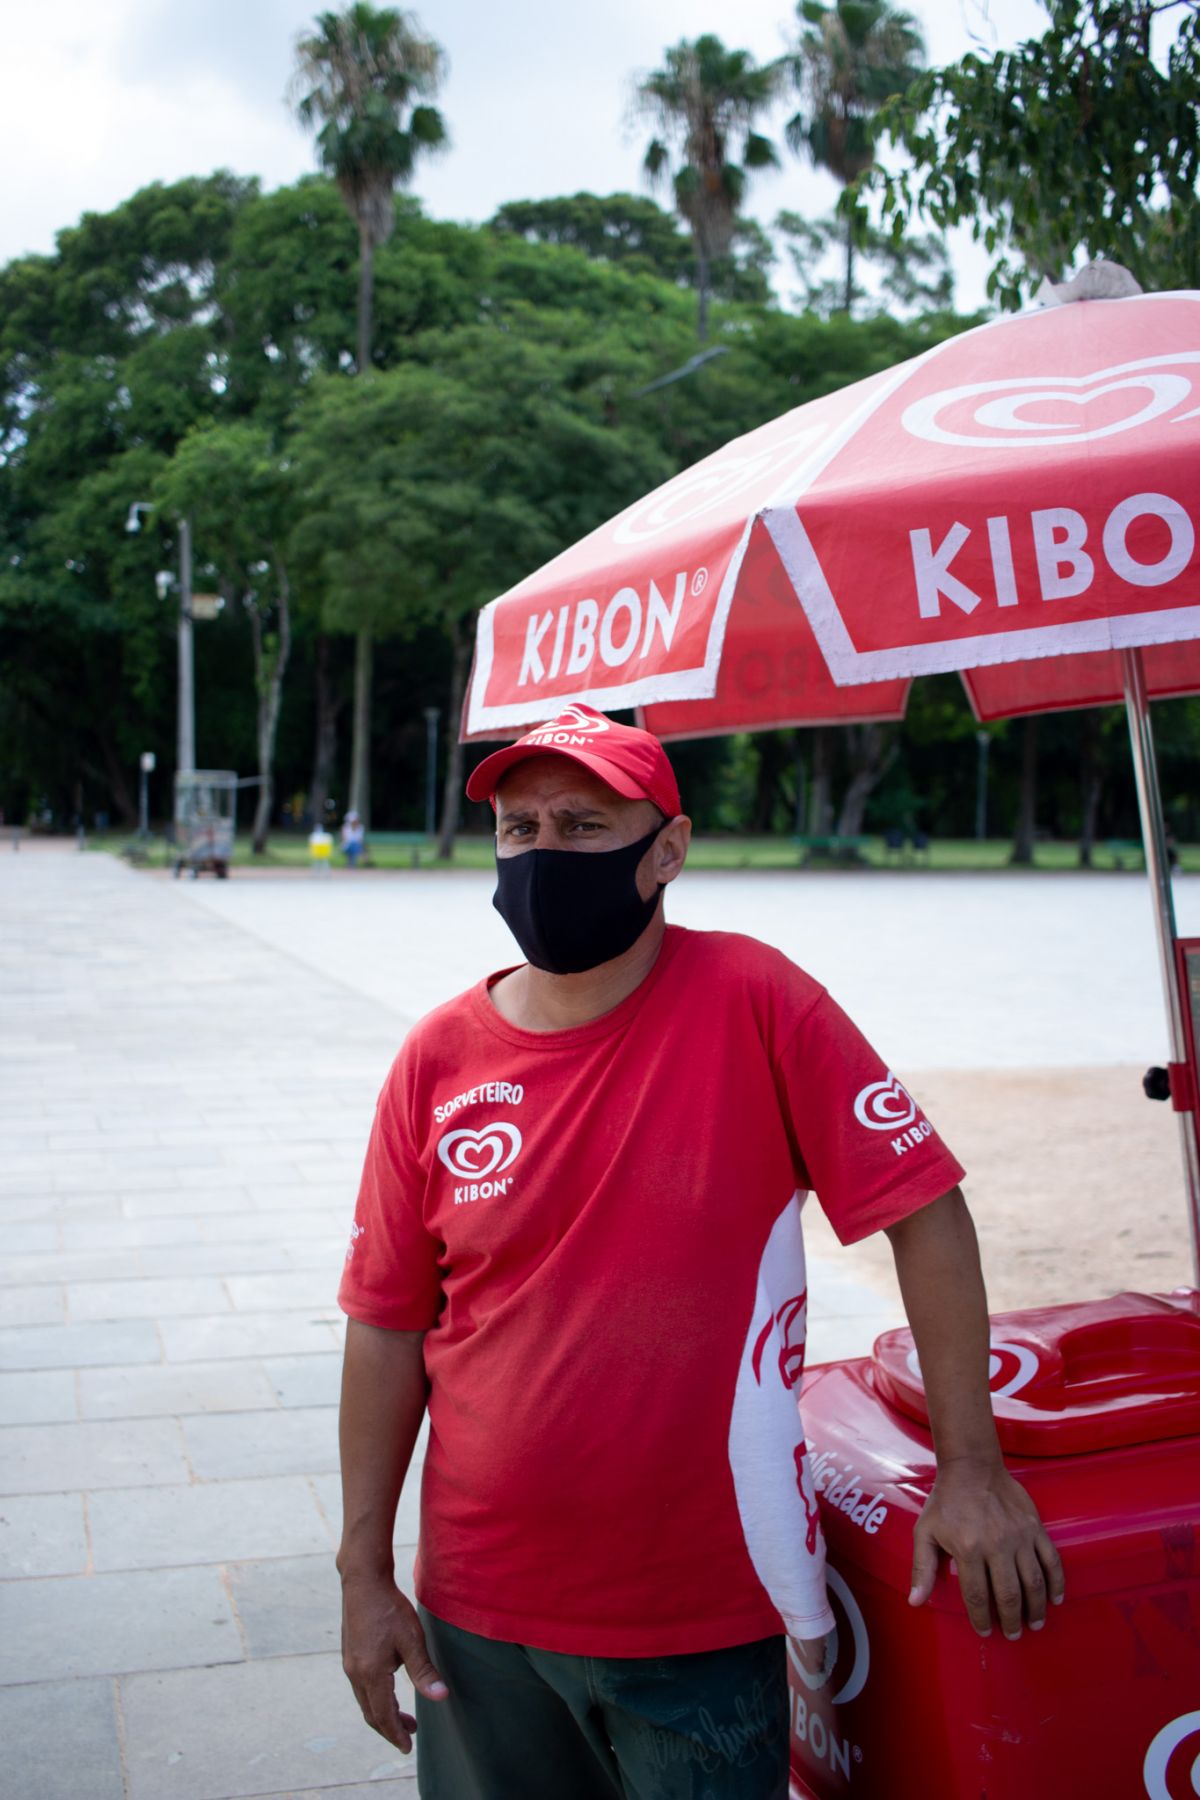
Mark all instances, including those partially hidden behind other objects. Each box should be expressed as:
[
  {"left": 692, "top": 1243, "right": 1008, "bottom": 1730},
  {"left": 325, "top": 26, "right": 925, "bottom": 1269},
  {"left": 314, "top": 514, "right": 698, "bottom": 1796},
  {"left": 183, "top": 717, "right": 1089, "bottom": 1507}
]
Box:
[
  {"left": 852, "top": 1073, "right": 934, "bottom": 1159},
  {"left": 437, "top": 1121, "right": 523, "bottom": 1205}
]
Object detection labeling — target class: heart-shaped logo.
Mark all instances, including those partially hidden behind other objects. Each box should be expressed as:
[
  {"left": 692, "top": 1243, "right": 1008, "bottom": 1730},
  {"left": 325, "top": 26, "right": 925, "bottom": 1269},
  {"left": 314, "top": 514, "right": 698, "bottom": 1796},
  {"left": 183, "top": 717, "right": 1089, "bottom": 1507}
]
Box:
[
  {"left": 552, "top": 703, "right": 609, "bottom": 734},
  {"left": 612, "top": 421, "right": 828, "bottom": 544},
  {"left": 437, "top": 1121, "right": 522, "bottom": 1179},
  {"left": 853, "top": 1074, "right": 917, "bottom": 1131},
  {"left": 903, "top": 352, "right": 1200, "bottom": 449}
]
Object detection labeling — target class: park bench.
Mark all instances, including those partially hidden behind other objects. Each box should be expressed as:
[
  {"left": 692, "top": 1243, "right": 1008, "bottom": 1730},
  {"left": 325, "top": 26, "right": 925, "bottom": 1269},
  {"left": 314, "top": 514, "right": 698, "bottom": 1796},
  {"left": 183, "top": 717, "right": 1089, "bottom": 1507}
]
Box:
[
  {"left": 361, "top": 830, "right": 428, "bottom": 869},
  {"left": 1104, "top": 838, "right": 1145, "bottom": 870},
  {"left": 793, "top": 833, "right": 870, "bottom": 867}
]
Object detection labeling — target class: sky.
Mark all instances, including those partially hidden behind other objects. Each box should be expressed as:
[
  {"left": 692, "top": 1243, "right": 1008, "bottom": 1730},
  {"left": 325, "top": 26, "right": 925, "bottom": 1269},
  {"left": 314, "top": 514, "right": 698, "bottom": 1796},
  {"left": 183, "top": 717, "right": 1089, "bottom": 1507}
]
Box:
[{"left": 5, "top": 0, "right": 1059, "bottom": 311}]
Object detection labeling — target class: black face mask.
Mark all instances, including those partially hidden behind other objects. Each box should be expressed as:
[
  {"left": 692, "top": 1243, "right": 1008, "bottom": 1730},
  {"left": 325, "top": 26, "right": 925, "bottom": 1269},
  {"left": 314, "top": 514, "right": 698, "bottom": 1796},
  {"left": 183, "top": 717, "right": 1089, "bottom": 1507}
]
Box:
[{"left": 492, "top": 822, "right": 667, "bottom": 974}]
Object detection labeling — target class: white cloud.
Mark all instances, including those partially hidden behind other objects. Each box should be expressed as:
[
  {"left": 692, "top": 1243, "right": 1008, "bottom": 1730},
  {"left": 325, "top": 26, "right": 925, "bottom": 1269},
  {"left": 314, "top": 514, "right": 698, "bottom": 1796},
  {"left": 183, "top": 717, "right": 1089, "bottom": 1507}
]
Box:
[{"left": 0, "top": 0, "right": 1100, "bottom": 311}]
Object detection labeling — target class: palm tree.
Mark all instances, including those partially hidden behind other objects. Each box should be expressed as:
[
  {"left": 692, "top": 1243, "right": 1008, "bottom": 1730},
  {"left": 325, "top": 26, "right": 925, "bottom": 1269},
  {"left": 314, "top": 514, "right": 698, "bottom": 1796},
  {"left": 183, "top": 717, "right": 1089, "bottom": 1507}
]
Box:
[
  {"left": 637, "top": 35, "right": 782, "bottom": 341},
  {"left": 291, "top": 4, "right": 447, "bottom": 827},
  {"left": 786, "top": 0, "right": 924, "bottom": 314}
]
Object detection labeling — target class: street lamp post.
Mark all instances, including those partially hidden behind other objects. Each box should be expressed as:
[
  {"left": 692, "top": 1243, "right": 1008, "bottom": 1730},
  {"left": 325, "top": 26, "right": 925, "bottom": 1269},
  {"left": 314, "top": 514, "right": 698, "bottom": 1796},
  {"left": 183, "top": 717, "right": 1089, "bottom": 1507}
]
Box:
[
  {"left": 138, "top": 752, "right": 156, "bottom": 839},
  {"left": 423, "top": 707, "right": 441, "bottom": 839},
  {"left": 126, "top": 504, "right": 195, "bottom": 775}
]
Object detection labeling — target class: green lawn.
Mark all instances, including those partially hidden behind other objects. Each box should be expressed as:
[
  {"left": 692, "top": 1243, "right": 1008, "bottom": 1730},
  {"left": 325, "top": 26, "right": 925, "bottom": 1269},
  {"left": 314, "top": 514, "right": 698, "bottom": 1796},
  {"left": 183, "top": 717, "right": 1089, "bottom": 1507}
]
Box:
[{"left": 91, "top": 831, "right": 1192, "bottom": 875}]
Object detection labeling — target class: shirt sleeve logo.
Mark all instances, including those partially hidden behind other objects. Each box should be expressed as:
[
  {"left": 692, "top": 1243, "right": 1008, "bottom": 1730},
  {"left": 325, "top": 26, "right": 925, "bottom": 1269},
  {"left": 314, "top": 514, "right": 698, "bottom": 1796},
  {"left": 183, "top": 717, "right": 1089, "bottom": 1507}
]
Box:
[
  {"left": 437, "top": 1121, "right": 523, "bottom": 1180},
  {"left": 852, "top": 1074, "right": 917, "bottom": 1131}
]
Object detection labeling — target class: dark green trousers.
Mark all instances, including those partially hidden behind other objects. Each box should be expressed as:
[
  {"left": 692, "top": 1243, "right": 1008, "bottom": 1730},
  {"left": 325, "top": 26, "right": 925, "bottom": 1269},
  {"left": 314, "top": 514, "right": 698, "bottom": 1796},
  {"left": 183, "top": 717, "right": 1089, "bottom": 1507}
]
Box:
[{"left": 414, "top": 1607, "right": 790, "bottom": 1800}]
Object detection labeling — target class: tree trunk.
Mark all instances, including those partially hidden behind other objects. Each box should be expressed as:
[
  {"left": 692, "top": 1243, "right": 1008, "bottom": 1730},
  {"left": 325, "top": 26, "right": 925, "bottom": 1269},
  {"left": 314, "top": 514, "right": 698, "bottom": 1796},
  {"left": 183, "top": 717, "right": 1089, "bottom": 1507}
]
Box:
[
  {"left": 310, "top": 633, "right": 340, "bottom": 829},
  {"left": 751, "top": 733, "right": 789, "bottom": 834},
  {"left": 696, "top": 244, "right": 710, "bottom": 343},
  {"left": 843, "top": 210, "right": 855, "bottom": 316},
  {"left": 92, "top": 733, "right": 138, "bottom": 827},
  {"left": 356, "top": 225, "right": 374, "bottom": 373},
  {"left": 250, "top": 559, "right": 293, "bottom": 855},
  {"left": 436, "top": 624, "right": 472, "bottom": 860},
  {"left": 835, "top": 725, "right": 897, "bottom": 837},
  {"left": 1078, "top": 711, "right": 1102, "bottom": 868},
  {"left": 807, "top": 728, "right": 835, "bottom": 835},
  {"left": 1009, "top": 717, "right": 1039, "bottom": 865},
  {"left": 348, "top": 628, "right": 373, "bottom": 829}
]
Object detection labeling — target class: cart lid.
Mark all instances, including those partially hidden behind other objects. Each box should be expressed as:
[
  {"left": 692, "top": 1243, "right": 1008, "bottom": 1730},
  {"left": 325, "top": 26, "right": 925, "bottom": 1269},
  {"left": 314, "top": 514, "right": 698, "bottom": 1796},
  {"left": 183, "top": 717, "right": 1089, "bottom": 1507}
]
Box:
[{"left": 871, "top": 1289, "right": 1200, "bottom": 1456}]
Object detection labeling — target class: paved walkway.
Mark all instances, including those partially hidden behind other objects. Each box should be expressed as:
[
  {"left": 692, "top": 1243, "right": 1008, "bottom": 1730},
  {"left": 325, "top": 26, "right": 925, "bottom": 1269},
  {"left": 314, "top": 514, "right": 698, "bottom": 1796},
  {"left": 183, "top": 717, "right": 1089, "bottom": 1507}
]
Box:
[{"left": 0, "top": 847, "right": 903, "bottom": 1800}]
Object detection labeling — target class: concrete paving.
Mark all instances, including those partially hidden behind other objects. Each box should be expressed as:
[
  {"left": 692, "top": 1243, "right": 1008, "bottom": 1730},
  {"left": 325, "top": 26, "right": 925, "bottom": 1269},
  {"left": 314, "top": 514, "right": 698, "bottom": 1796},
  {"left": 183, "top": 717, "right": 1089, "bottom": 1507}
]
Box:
[
  {"left": 4, "top": 842, "right": 1192, "bottom": 1798},
  {"left": 1, "top": 846, "right": 419, "bottom": 1798}
]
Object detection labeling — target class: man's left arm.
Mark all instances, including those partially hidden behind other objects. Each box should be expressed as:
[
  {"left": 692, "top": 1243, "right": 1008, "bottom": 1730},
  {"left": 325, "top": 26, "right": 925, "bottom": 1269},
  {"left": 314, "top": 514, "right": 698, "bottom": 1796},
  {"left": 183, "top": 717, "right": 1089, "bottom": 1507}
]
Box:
[{"left": 884, "top": 1186, "right": 1065, "bottom": 1640}]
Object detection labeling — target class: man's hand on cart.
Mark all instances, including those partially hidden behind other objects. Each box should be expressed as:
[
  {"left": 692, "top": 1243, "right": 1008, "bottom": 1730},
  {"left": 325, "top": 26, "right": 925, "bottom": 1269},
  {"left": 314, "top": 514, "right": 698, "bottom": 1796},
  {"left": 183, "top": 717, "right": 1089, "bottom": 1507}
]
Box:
[
  {"left": 885, "top": 1187, "right": 1066, "bottom": 1638},
  {"left": 908, "top": 1458, "right": 1064, "bottom": 1638}
]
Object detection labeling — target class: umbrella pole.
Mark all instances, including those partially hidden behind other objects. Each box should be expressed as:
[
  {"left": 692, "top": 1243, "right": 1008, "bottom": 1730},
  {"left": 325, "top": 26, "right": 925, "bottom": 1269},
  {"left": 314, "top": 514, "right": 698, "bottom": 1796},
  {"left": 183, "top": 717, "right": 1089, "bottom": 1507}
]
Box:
[{"left": 1121, "top": 646, "right": 1200, "bottom": 1283}]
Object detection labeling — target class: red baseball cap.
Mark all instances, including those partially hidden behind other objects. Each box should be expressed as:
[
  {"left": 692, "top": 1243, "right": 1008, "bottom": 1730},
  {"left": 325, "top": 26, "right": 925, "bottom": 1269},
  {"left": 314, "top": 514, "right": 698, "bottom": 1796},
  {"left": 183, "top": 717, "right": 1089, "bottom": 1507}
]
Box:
[{"left": 465, "top": 704, "right": 682, "bottom": 817}]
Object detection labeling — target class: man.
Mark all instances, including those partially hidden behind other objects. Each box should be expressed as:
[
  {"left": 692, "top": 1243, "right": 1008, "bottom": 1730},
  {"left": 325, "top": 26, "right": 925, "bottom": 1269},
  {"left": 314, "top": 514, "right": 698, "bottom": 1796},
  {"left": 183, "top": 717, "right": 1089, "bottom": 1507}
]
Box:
[{"left": 337, "top": 704, "right": 1063, "bottom": 1800}]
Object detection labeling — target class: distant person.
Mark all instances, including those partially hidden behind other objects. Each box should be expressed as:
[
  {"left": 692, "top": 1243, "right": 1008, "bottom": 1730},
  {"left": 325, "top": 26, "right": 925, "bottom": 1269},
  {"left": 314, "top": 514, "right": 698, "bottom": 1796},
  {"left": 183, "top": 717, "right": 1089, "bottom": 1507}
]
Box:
[
  {"left": 335, "top": 703, "right": 1062, "bottom": 1798},
  {"left": 340, "top": 810, "right": 365, "bottom": 869}
]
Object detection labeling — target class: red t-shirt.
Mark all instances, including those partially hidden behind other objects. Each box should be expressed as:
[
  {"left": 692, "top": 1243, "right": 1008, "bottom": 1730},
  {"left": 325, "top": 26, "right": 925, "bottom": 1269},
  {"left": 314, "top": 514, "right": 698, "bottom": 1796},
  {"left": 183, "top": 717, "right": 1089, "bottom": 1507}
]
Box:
[{"left": 339, "top": 926, "right": 964, "bottom": 1656}]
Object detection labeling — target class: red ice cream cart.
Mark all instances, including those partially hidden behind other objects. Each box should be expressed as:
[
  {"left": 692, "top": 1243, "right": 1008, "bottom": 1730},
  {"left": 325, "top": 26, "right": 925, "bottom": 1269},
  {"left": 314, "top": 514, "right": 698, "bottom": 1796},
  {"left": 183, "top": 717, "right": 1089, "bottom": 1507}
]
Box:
[{"left": 462, "top": 277, "right": 1200, "bottom": 1797}]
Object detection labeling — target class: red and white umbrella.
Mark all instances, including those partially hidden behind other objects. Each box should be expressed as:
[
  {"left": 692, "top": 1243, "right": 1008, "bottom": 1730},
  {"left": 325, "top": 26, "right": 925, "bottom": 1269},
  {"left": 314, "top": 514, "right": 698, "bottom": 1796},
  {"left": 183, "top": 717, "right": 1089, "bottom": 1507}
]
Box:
[{"left": 462, "top": 289, "right": 1200, "bottom": 1271}]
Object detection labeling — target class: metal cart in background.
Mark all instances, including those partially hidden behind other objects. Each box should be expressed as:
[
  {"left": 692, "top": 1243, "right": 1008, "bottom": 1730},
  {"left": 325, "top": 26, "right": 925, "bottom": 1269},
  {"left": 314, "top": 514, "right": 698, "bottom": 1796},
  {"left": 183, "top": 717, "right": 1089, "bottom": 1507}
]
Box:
[{"left": 172, "top": 770, "right": 236, "bottom": 878}]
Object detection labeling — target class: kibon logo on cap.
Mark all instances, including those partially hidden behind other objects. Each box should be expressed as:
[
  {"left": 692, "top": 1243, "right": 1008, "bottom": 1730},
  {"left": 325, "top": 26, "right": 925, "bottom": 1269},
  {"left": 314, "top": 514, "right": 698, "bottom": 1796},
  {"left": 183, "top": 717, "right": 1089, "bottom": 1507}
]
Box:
[{"left": 465, "top": 703, "right": 682, "bottom": 818}]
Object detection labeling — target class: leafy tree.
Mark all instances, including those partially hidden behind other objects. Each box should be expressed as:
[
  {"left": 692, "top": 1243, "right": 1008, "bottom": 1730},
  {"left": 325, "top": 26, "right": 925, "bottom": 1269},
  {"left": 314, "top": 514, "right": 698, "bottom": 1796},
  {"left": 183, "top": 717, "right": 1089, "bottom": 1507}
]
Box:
[
  {"left": 637, "top": 35, "right": 783, "bottom": 340},
  {"left": 291, "top": 3, "right": 448, "bottom": 827},
  {"left": 490, "top": 192, "right": 774, "bottom": 303},
  {"left": 288, "top": 327, "right": 673, "bottom": 853},
  {"left": 0, "top": 178, "right": 254, "bottom": 827},
  {"left": 868, "top": 0, "right": 1200, "bottom": 306},
  {"left": 785, "top": 0, "right": 926, "bottom": 315},
  {"left": 491, "top": 193, "right": 696, "bottom": 281},
  {"left": 776, "top": 208, "right": 952, "bottom": 315},
  {"left": 157, "top": 424, "right": 296, "bottom": 852}
]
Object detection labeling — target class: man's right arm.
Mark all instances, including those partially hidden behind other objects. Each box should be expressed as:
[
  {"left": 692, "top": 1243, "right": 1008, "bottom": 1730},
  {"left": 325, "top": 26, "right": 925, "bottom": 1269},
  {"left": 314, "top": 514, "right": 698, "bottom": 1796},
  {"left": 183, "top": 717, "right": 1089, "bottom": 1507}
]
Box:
[{"left": 338, "top": 1318, "right": 449, "bottom": 1753}]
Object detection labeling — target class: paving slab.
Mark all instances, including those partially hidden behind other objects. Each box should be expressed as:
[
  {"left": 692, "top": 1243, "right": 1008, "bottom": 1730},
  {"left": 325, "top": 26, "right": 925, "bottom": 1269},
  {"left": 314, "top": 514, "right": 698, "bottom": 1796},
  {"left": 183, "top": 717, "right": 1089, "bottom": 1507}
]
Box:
[
  {"left": 0, "top": 1565, "right": 240, "bottom": 1682},
  {"left": 0, "top": 1491, "right": 88, "bottom": 1576},
  {"left": 225, "top": 1272, "right": 340, "bottom": 1312},
  {"left": 60, "top": 1215, "right": 202, "bottom": 1248},
  {"left": 0, "top": 1675, "right": 125, "bottom": 1800},
  {"left": 136, "top": 1243, "right": 296, "bottom": 1279},
  {"left": 79, "top": 1357, "right": 278, "bottom": 1420},
  {"left": 263, "top": 1354, "right": 342, "bottom": 1410},
  {"left": 120, "top": 1653, "right": 413, "bottom": 1800},
  {"left": 6, "top": 1247, "right": 151, "bottom": 1285},
  {"left": 89, "top": 1476, "right": 331, "bottom": 1571},
  {"left": 0, "top": 1283, "right": 65, "bottom": 1326},
  {"left": 161, "top": 1311, "right": 343, "bottom": 1364},
  {"left": 67, "top": 1275, "right": 232, "bottom": 1321},
  {"left": 0, "top": 1369, "right": 78, "bottom": 1426},
  {"left": 199, "top": 1209, "right": 345, "bottom": 1246},
  {"left": 182, "top": 1406, "right": 338, "bottom": 1481},
  {"left": 227, "top": 1553, "right": 341, "bottom": 1658},
  {"left": 1, "top": 1221, "right": 57, "bottom": 1254},
  {"left": 0, "top": 1416, "right": 190, "bottom": 1493},
  {"left": 0, "top": 1318, "right": 161, "bottom": 1370}
]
